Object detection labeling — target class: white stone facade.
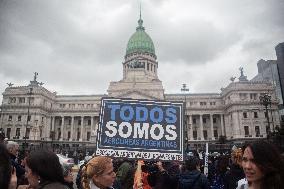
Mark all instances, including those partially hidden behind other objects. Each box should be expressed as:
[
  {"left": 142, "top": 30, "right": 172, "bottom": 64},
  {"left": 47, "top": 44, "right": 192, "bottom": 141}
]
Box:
[
  {"left": 0, "top": 73, "right": 280, "bottom": 147},
  {"left": 0, "top": 17, "right": 281, "bottom": 148}
]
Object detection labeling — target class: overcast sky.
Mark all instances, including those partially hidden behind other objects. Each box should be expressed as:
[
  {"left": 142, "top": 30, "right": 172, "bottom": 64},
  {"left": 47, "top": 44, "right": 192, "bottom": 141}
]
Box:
[{"left": 1, "top": 0, "right": 284, "bottom": 101}]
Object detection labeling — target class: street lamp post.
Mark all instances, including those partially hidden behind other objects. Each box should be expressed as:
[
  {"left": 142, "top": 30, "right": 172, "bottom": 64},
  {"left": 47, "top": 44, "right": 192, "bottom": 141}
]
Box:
[
  {"left": 259, "top": 94, "right": 272, "bottom": 138},
  {"left": 181, "top": 84, "right": 189, "bottom": 152},
  {"left": 24, "top": 87, "right": 33, "bottom": 150}
]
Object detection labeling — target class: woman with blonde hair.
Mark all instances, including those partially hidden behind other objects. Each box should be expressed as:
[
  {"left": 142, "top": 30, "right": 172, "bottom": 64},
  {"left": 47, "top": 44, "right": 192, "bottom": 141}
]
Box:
[{"left": 81, "top": 156, "right": 116, "bottom": 189}]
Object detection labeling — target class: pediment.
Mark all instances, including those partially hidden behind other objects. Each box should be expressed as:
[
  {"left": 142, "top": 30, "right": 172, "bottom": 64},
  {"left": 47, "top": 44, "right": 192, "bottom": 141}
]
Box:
[{"left": 116, "top": 90, "right": 158, "bottom": 100}]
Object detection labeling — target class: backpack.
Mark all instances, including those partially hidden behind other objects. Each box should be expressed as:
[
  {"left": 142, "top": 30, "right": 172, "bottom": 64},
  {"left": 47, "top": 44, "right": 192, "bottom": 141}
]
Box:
[{"left": 178, "top": 173, "right": 201, "bottom": 189}]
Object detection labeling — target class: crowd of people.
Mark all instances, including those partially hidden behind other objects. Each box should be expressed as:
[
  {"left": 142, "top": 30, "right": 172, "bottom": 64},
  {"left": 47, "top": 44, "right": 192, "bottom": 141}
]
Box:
[{"left": 1, "top": 128, "right": 284, "bottom": 189}]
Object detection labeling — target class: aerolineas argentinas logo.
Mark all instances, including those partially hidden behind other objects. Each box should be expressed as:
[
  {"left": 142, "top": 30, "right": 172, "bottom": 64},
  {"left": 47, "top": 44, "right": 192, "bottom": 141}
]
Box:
[{"left": 95, "top": 98, "right": 184, "bottom": 161}]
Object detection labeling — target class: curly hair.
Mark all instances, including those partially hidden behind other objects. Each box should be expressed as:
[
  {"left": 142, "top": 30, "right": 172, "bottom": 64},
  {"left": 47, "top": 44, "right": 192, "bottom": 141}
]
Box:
[
  {"left": 231, "top": 148, "right": 243, "bottom": 165},
  {"left": 26, "top": 150, "right": 65, "bottom": 184},
  {"left": 246, "top": 140, "right": 284, "bottom": 189},
  {"left": 81, "top": 156, "right": 112, "bottom": 189}
]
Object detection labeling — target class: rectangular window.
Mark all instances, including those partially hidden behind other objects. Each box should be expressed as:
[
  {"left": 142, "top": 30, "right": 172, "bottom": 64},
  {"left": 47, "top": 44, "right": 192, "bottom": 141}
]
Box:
[
  {"left": 87, "top": 132, "right": 91, "bottom": 141},
  {"left": 203, "top": 118, "right": 206, "bottom": 123},
  {"left": 26, "top": 128, "right": 30, "bottom": 139},
  {"left": 264, "top": 112, "right": 268, "bottom": 118},
  {"left": 193, "top": 118, "right": 196, "bottom": 124},
  {"left": 244, "top": 126, "right": 249, "bottom": 136},
  {"left": 243, "top": 112, "right": 247, "bottom": 118},
  {"left": 213, "top": 117, "right": 217, "bottom": 123},
  {"left": 77, "top": 131, "right": 80, "bottom": 140},
  {"left": 28, "top": 115, "right": 31, "bottom": 121},
  {"left": 68, "top": 119, "right": 71, "bottom": 125},
  {"left": 214, "top": 130, "right": 218, "bottom": 138},
  {"left": 250, "top": 93, "right": 257, "bottom": 100},
  {"left": 88, "top": 120, "right": 91, "bottom": 126},
  {"left": 16, "top": 128, "right": 21, "bottom": 137},
  {"left": 8, "top": 97, "right": 16, "bottom": 104},
  {"left": 58, "top": 131, "right": 61, "bottom": 140},
  {"left": 203, "top": 130, "right": 208, "bottom": 139},
  {"left": 193, "top": 130, "right": 197, "bottom": 139},
  {"left": 200, "top": 102, "right": 207, "bottom": 106},
  {"left": 254, "top": 112, "right": 258, "bottom": 118},
  {"left": 19, "top": 97, "right": 25, "bottom": 103},
  {"left": 68, "top": 131, "right": 71, "bottom": 140},
  {"left": 6, "top": 128, "right": 11, "bottom": 139},
  {"left": 255, "top": 126, "right": 260, "bottom": 137},
  {"left": 8, "top": 115, "right": 12, "bottom": 121},
  {"left": 240, "top": 93, "right": 247, "bottom": 100},
  {"left": 78, "top": 120, "right": 81, "bottom": 126},
  {"left": 29, "top": 97, "right": 34, "bottom": 105},
  {"left": 18, "top": 115, "right": 21, "bottom": 121},
  {"left": 210, "top": 102, "right": 216, "bottom": 105}
]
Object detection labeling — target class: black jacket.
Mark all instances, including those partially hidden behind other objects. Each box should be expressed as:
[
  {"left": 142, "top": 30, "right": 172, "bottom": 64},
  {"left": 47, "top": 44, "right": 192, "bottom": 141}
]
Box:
[
  {"left": 9, "top": 153, "right": 25, "bottom": 185},
  {"left": 224, "top": 164, "right": 245, "bottom": 189},
  {"left": 178, "top": 170, "right": 209, "bottom": 189}
]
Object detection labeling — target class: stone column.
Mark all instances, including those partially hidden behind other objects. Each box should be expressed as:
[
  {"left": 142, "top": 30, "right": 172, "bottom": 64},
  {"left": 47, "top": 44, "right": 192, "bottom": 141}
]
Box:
[
  {"left": 70, "top": 116, "right": 74, "bottom": 141},
  {"left": 80, "top": 116, "right": 84, "bottom": 141},
  {"left": 220, "top": 114, "right": 225, "bottom": 136},
  {"left": 189, "top": 115, "right": 193, "bottom": 140},
  {"left": 199, "top": 114, "right": 204, "bottom": 140},
  {"left": 210, "top": 114, "right": 215, "bottom": 140},
  {"left": 94, "top": 116, "right": 99, "bottom": 138},
  {"left": 52, "top": 116, "right": 55, "bottom": 131},
  {"left": 232, "top": 111, "right": 241, "bottom": 138},
  {"left": 90, "top": 116, "right": 94, "bottom": 134},
  {"left": 60, "top": 116, "right": 64, "bottom": 141}
]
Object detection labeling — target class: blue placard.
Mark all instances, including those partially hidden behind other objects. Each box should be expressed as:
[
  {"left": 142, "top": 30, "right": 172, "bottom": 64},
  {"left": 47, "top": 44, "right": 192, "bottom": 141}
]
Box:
[{"left": 95, "top": 98, "right": 184, "bottom": 161}]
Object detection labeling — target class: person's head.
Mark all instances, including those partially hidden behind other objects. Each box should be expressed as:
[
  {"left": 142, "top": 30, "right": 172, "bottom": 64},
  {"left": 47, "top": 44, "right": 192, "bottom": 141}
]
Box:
[
  {"left": 62, "top": 164, "right": 73, "bottom": 183},
  {"left": 6, "top": 141, "right": 19, "bottom": 157},
  {"left": 185, "top": 156, "right": 200, "bottom": 171},
  {"left": 231, "top": 148, "right": 243, "bottom": 166},
  {"left": 0, "top": 144, "right": 12, "bottom": 189},
  {"left": 242, "top": 140, "right": 284, "bottom": 188},
  {"left": 0, "top": 128, "right": 5, "bottom": 144},
  {"left": 25, "top": 149, "right": 64, "bottom": 188},
  {"left": 216, "top": 156, "right": 229, "bottom": 174},
  {"left": 81, "top": 156, "right": 116, "bottom": 189}
]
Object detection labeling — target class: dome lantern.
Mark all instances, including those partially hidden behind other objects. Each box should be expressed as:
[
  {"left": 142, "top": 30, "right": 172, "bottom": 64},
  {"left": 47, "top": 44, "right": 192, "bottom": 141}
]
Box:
[{"left": 125, "top": 11, "right": 155, "bottom": 57}]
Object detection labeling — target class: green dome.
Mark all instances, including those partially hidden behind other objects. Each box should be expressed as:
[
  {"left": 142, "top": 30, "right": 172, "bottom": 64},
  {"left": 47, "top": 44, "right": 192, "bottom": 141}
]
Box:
[{"left": 126, "top": 18, "right": 155, "bottom": 56}]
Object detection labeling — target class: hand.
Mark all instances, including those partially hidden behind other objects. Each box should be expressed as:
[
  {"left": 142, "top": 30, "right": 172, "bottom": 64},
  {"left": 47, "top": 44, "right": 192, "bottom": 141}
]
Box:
[
  {"left": 9, "top": 167, "right": 17, "bottom": 189},
  {"left": 137, "top": 182, "right": 143, "bottom": 189},
  {"left": 156, "top": 161, "right": 165, "bottom": 172},
  {"left": 17, "top": 185, "right": 29, "bottom": 189}
]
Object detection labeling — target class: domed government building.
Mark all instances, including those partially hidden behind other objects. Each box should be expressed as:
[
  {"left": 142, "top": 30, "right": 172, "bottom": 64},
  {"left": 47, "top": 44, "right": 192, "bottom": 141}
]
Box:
[{"left": 0, "top": 14, "right": 281, "bottom": 152}]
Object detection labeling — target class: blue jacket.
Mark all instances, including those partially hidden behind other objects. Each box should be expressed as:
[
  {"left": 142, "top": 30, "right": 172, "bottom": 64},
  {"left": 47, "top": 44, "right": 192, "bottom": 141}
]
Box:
[{"left": 178, "top": 170, "right": 209, "bottom": 189}]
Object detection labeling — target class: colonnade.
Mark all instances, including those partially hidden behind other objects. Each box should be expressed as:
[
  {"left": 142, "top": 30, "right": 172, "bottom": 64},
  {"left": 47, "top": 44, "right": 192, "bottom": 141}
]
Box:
[
  {"left": 50, "top": 115, "right": 99, "bottom": 141},
  {"left": 186, "top": 114, "right": 225, "bottom": 141}
]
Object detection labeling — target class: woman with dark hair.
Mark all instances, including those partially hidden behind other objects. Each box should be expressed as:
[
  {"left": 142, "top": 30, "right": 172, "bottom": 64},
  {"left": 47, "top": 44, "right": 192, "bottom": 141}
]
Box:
[
  {"left": 210, "top": 156, "right": 229, "bottom": 189},
  {"left": 239, "top": 140, "right": 284, "bottom": 189},
  {"left": 20, "top": 149, "right": 68, "bottom": 189},
  {"left": 0, "top": 144, "right": 17, "bottom": 189}
]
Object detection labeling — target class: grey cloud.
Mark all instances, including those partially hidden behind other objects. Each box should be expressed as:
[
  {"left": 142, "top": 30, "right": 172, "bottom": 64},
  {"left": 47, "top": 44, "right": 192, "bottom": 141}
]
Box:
[{"left": 0, "top": 0, "right": 283, "bottom": 97}]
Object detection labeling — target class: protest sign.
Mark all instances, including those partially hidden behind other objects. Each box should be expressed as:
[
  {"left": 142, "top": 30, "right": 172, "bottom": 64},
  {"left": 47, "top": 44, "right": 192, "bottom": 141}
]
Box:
[{"left": 95, "top": 98, "right": 184, "bottom": 161}]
